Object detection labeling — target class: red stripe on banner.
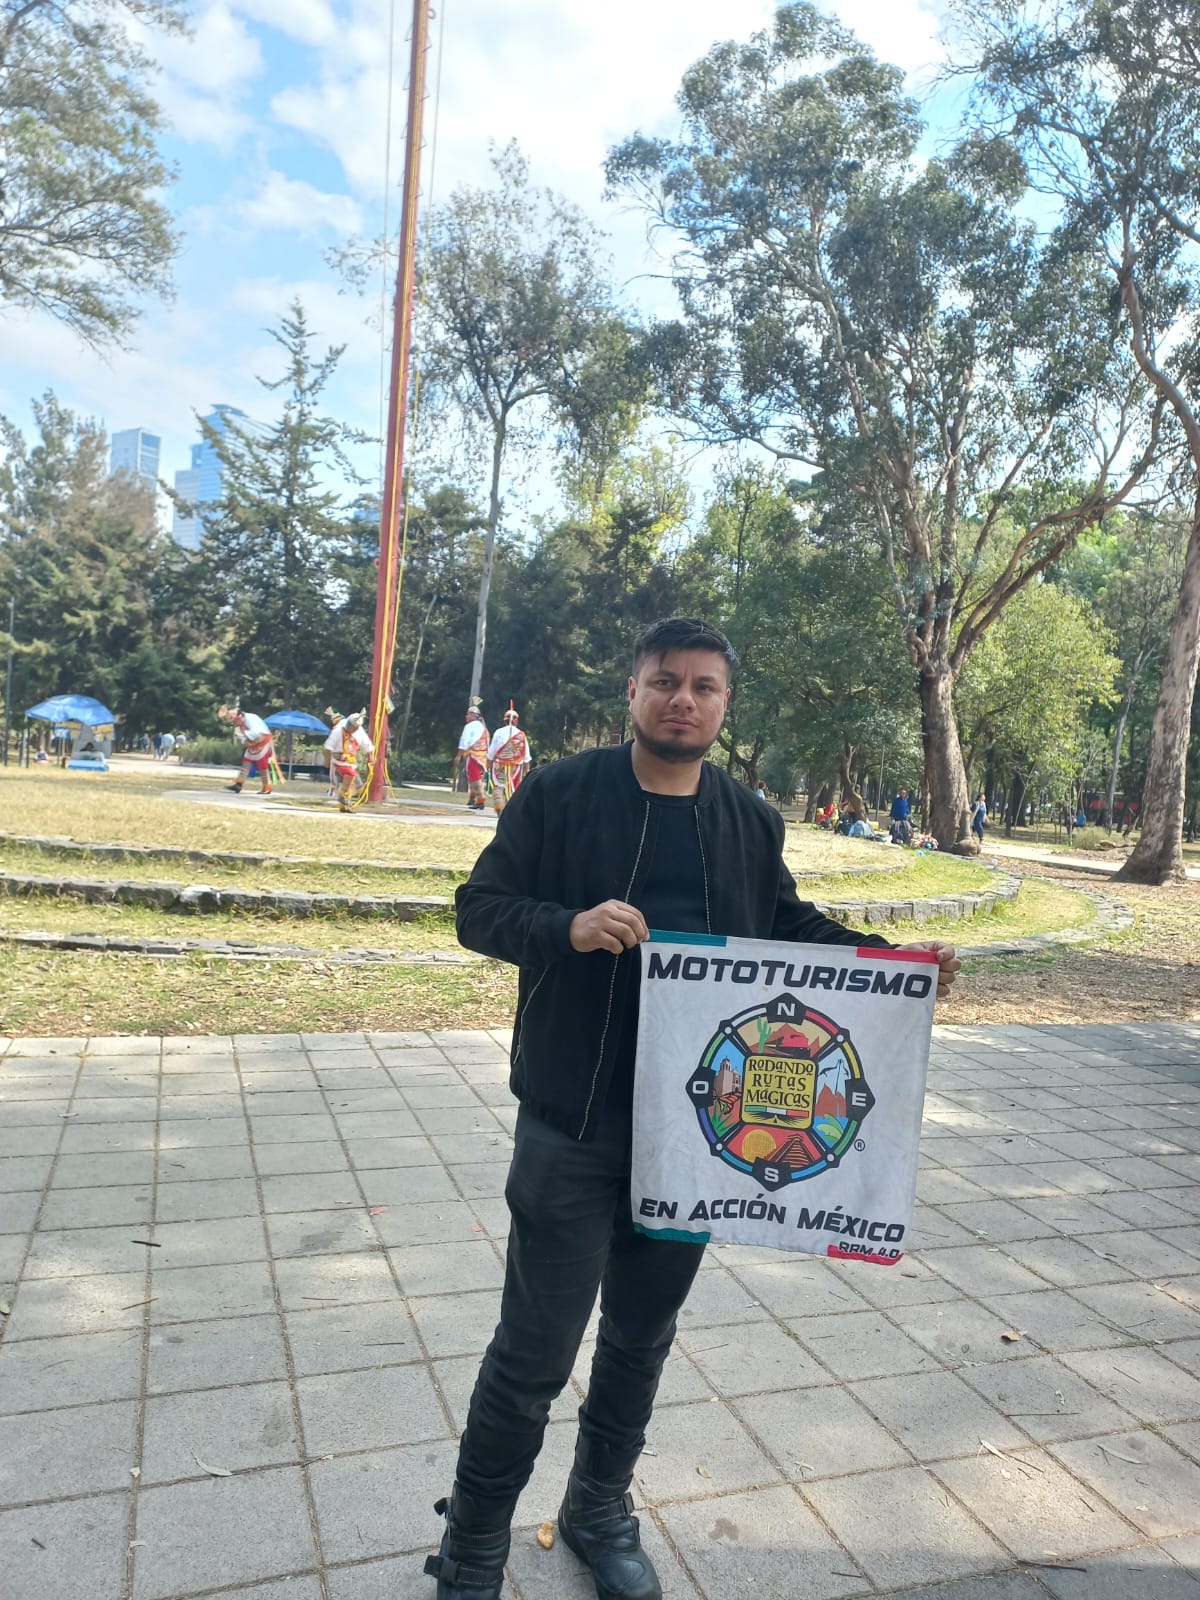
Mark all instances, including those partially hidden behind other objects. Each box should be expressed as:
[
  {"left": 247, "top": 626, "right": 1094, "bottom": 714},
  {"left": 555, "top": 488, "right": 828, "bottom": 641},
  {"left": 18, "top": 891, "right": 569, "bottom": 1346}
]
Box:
[
  {"left": 858, "top": 946, "right": 940, "bottom": 963},
  {"left": 827, "top": 1245, "right": 905, "bottom": 1267}
]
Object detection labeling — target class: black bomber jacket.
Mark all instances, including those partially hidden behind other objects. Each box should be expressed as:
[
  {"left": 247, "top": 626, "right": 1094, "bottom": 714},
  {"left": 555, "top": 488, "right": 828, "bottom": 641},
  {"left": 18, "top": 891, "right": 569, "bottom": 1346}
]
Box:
[{"left": 454, "top": 743, "right": 890, "bottom": 1140}]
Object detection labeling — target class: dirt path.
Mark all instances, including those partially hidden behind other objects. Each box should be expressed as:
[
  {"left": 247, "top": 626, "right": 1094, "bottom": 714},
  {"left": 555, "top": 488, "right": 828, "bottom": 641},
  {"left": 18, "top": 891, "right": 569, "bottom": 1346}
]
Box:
[{"left": 945, "top": 861, "right": 1200, "bottom": 1025}]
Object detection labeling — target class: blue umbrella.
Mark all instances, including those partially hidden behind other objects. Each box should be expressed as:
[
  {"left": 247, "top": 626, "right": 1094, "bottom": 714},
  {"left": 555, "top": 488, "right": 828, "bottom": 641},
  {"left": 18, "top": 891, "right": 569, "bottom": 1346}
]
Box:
[
  {"left": 265, "top": 710, "right": 330, "bottom": 734},
  {"left": 26, "top": 693, "right": 116, "bottom": 726}
]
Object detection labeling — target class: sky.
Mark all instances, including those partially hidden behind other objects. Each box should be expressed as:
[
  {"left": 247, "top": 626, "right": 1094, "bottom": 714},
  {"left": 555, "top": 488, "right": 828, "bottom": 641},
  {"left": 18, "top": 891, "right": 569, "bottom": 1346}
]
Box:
[{"left": 0, "top": 0, "right": 949, "bottom": 516}]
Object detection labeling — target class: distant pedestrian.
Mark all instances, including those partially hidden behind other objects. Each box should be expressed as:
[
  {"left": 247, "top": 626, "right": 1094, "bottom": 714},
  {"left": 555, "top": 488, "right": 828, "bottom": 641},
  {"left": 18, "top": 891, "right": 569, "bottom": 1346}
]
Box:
[
  {"left": 890, "top": 787, "right": 913, "bottom": 845},
  {"left": 159, "top": 731, "right": 176, "bottom": 761},
  {"left": 971, "top": 793, "right": 986, "bottom": 845}
]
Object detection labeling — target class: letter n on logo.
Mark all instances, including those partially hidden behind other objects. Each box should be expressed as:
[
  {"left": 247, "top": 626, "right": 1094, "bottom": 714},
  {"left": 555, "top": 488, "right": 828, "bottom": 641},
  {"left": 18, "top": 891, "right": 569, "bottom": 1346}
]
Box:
[{"left": 766, "top": 993, "right": 804, "bottom": 1023}]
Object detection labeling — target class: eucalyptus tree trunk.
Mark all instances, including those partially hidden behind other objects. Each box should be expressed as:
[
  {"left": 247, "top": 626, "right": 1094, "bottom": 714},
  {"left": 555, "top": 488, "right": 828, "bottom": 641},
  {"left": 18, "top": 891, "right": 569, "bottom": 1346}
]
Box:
[
  {"left": 919, "top": 663, "right": 976, "bottom": 853},
  {"left": 468, "top": 428, "right": 505, "bottom": 704}
]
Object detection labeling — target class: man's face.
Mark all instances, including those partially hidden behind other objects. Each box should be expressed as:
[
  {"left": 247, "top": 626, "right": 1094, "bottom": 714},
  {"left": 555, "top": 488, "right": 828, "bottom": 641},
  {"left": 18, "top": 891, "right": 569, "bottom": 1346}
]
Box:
[{"left": 628, "top": 648, "right": 731, "bottom": 764}]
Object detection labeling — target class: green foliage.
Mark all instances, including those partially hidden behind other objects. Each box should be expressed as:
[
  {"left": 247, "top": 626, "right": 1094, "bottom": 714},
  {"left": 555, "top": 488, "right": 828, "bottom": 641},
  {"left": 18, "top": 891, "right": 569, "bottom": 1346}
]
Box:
[
  {"left": 0, "top": 392, "right": 216, "bottom": 734},
  {"left": 193, "top": 302, "right": 370, "bottom": 711},
  {"left": 0, "top": 0, "right": 182, "bottom": 345}
]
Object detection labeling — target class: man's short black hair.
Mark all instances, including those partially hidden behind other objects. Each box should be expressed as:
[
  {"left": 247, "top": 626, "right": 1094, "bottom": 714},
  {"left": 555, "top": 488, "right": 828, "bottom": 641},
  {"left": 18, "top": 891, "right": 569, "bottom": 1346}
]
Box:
[{"left": 632, "top": 617, "right": 739, "bottom": 676}]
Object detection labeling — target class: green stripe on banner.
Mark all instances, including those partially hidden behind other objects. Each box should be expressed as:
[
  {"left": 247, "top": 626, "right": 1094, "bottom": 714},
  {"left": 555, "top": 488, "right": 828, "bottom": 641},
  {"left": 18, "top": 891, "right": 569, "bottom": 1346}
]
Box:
[
  {"left": 648, "top": 929, "right": 728, "bottom": 947},
  {"left": 634, "top": 1223, "right": 712, "bottom": 1245}
]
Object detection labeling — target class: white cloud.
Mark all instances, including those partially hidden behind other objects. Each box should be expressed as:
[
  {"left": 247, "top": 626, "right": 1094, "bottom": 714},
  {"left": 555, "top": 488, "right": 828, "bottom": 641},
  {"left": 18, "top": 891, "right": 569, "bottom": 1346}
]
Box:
[
  {"left": 142, "top": 3, "right": 265, "bottom": 148},
  {"left": 234, "top": 0, "right": 337, "bottom": 47},
  {"left": 236, "top": 172, "right": 363, "bottom": 237}
]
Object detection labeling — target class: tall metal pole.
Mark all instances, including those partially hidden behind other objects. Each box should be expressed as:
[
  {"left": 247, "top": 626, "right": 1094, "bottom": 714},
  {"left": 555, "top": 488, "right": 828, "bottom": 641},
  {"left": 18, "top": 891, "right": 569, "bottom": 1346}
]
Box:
[
  {"left": 3, "top": 596, "right": 13, "bottom": 767},
  {"left": 367, "top": 0, "right": 433, "bottom": 803}
]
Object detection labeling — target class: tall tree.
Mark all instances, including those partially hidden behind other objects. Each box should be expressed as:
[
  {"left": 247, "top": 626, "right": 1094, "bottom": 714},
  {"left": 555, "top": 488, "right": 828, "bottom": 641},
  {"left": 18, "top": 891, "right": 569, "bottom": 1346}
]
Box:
[
  {"left": 607, "top": 1, "right": 1157, "bottom": 852},
  {"left": 334, "top": 143, "right": 642, "bottom": 703},
  {"left": 1060, "top": 514, "right": 1185, "bottom": 829},
  {"left": 0, "top": 392, "right": 214, "bottom": 731},
  {"left": 958, "top": 0, "right": 1200, "bottom": 881},
  {"left": 0, "top": 0, "right": 181, "bottom": 346},
  {"left": 194, "top": 303, "right": 365, "bottom": 709}
]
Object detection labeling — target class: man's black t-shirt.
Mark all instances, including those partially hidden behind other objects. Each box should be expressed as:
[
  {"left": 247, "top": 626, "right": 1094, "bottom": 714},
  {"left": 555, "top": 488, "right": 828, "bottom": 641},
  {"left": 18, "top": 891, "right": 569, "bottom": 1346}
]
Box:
[{"left": 607, "top": 791, "right": 710, "bottom": 1109}]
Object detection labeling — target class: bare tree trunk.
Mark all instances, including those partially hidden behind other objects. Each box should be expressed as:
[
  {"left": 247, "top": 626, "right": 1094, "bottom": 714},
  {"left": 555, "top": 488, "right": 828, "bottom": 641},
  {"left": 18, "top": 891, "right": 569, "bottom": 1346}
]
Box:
[
  {"left": 468, "top": 428, "right": 505, "bottom": 703},
  {"left": 1105, "top": 689, "right": 1134, "bottom": 833},
  {"left": 805, "top": 781, "right": 829, "bottom": 824},
  {"left": 396, "top": 589, "right": 439, "bottom": 759},
  {"left": 1117, "top": 501, "right": 1200, "bottom": 884},
  {"left": 838, "top": 742, "right": 865, "bottom": 815},
  {"left": 919, "top": 663, "right": 975, "bottom": 852}
]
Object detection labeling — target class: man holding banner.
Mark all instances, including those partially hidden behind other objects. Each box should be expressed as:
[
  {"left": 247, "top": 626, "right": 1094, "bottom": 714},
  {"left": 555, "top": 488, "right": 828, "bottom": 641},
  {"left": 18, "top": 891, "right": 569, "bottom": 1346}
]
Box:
[{"left": 426, "top": 617, "right": 960, "bottom": 1600}]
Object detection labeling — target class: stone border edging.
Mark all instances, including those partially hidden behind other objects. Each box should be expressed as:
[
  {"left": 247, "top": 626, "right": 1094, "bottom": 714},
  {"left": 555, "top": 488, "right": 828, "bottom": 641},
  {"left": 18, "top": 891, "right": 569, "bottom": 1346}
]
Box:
[
  {"left": 814, "top": 871, "right": 1023, "bottom": 927},
  {"left": 0, "top": 833, "right": 463, "bottom": 878},
  {"left": 0, "top": 927, "right": 482, "bottom": 965},
  {"left": 954, "top": 875, "right": 1133, "bottom": 959},
  {"left": 0, "top": 869, "right": 450, "bottom": 920}
]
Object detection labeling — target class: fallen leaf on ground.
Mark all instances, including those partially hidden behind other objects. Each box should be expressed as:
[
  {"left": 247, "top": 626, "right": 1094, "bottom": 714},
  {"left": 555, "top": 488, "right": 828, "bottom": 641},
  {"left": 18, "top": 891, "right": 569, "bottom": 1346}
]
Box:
[
  {"left": 536, "top": 1523, "right": 554, "bottom": 1550},
  {"left": 1000, "top": 1329, "right": 1024, "bottom": 1343},
  {"left": 0, "top": 1301, "right": 9, "bottom": 1316},
  {"left": 192, "top": 1453, "right": 233, "bottom": 1477},
  {"left": 696, "top": 1465, "right": 712, "bottom": 1478},
  {"left": 368, "top": 1205, "right": 388, "bottom": 1216}
]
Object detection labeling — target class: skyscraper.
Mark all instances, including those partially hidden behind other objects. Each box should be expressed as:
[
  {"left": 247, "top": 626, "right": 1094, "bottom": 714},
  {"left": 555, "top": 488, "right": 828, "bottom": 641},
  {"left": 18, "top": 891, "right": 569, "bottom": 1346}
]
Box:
[
  {"left": 171, "top": 404, "right": 255, "bottom": 552},
  {"left": 109, "top": 428, "right": 161, "bottom": 489}
]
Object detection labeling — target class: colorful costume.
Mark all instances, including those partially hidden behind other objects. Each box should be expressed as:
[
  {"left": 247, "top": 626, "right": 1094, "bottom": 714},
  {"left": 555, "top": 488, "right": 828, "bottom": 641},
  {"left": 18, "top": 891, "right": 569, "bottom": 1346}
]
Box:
[
  {"left": 221, "top": 707, "right": 276, "bottom": 794},
  {"left": 325, "top": 712, "right": 374, "bottom": 812},
  {"left": 488, "top": 707, "right": 531, "bottom": 814},
  {"left": 454, "top": 703, "right": 491, "bottom": 811}
]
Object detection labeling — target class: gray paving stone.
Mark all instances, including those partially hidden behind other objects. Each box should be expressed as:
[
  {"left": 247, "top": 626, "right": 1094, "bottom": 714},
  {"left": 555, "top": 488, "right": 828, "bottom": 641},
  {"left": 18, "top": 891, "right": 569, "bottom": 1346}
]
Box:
[
  {"left": 0, "top": 1397, "right": 137, "bottom": 1503},
  {"left": 407, "top": 1289, "right": 500, "bottom": 1359},
  {"left": 249, "top": 1111, "right": 337, "bottom": 1145},
  {"left": 890, "top": 1300, "right": 1035, "bottom": 1367},
  {"left": 0, "top": 1492, "right": 129, "bottom": 1600},
  {"left": 259, "top": 1170, "right": 363, "bottom": 1213},
  {"left": 0, "top": 1126, "right": 59, "bottom": 1159},
  {"left": 132, "top": 1466, "right": 317, "bottom": 1599},
  {"left": 141, "top": 1379, "right": 300, "bottom": 1482},
  {"left": 3, "top": 1270, "right": 148, "bottom": 1338},
  {"left": 211, "top": 1580, "right": 323, "bottom": 1600},
  {"left": 158, "top": 1117, "right": 248, "bottom": 1151},
  {"left": 878, "top": 1577, "right": 1048, "bottom": 1600},
  {"left": 308, "top": 1438, "right": 460, "bottom": 1562},
  {"left": 1070, "top": 1278, "right": 1200, "bottom": 1343},
  {"left": 962, "top": 1352, "right": 1137, "bottom": 1443},
  {"left": 934, "top": 1198, "right": 1054, "bottom": 1242},
  {"left": 850, "top": 1368, "right": 1025, "bottom": 1461},
  {"left": 342, "top": 1135, "right": 439, "bottom": 1171},
  {"left": 149, "top": 1260, "right": 275, "bottom": 1323},
  {"left": 155, "top": 1093, "right": 243, "bottom": 1121},
  {"left": 296, "top": 1362, "right": 448, "bottom": 1454},
  {"left": 373, "top": 1198, "right": 488, "bottom": 1247},
  {"left": 1001, "top": 1235, "right": 1135, "bottom": 1287},
  {"left": 657, "top": 1483, "right": 868, "bottom": 1599},
  {"left": 284, "top": 1299, "right": 417, "bottom": 1375},
  {"left": 787, "top": 1309, "right": 939, "bottom": 1380},
  {"left": 388, "top": 1238, "right": 504, "bottom": 1297},
  {"left": 242, "top": 1090, "right": 329, "bottom": 1117},
  {"left": 251, "top": 1139, "right": 350, "bottom": 1177},
  {"left": 980, "top": 1288, "right": 1130, "bottom": 1353},
  {"left": 146, "top": 1313, "right": 288, "bottom": 1394},
  {"left": 1015, "top": 1195, "right": 1125, "bottom": 1231},
  {"left": 1050, "top": 1430, "right": 1200, "bottom": 1539},
  {"left": 1082, "top": 1229, "right": 1200, "bottom": 1279},
  {"left": 446, "top": 1161, "right": 509, "bottom": 1199},
  {"left": 1161, "top": 1531, "right": 1200, "bottom": 1576},
  {"left": 635, "top": 1397, "right": 783, "bottom": 1501},
  {"left": 58, "top": 1121, "right": 156, "bottom": 1156},
  {"left": 802, "top": 1463, "right": 1008, "bottom": 1589},
  {"left": 273, "top": 1250, "right": 397, "bottom": 1311},
  {"left": 1035, "top": 1545, "right": 1200, "bottom": 1599},
  {"left": 156, "top": 1144, "right": 255, "bottom": 1182},
  {"left": 919, "top": 1245, "right": 1052, "bottom": 1297},
  {"left": 154, "top": 1177, "right": 261, "bottom": 1223},
  {"left": 0, "top": 1189, "right": 40, "bottom": 1232},
  {"left": 267, "top": 1207, "right": 379, "bottom": 1259},
  {"left": 0, "top": 1152, "right": 54, "bottom": 1191},
  {"left": 1059, "top": 1346, "right": 1200, "bottom": 1423},
  {"left": 353, "top": 1163, "right": 457, "bottom": 1206},
  {"left": 1164, "top": 1339, "right": 1200, "bottom": 1379},
  {"left": 736, "top": 1382, "right": 912, "bottom": 1479},
  {"left": 677, "top": 1320, "right": 831, "bottom": 1397},
  {"left": 0, "top": 1327, "right": 142, "bottom": 1414},
  {"left": 931, "top": 1447, "right": 1136, "bottom": 1561},
  {"left": 1167, "top": 1418, "right": 1200, "bottom": 1463}
]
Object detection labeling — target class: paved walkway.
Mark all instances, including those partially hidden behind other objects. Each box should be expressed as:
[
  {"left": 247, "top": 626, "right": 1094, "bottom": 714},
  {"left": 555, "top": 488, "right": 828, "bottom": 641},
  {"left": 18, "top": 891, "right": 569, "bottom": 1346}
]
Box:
[{"left": 2, "top": 1025, "right": 1200, "bottom": 1600}]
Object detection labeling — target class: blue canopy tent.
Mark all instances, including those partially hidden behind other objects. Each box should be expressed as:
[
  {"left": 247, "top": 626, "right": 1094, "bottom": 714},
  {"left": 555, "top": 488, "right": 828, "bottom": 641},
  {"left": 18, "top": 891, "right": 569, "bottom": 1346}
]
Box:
[
  {"left": 265, "top": 710, "right": 330, "bottom": 779},
  {"left": 26, "top": 695, "right": 117, "bottom": 770}
]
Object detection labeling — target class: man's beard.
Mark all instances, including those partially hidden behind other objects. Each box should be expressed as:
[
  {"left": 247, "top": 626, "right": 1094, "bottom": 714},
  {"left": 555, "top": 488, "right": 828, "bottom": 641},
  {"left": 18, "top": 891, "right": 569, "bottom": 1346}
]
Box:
[{"left": 630, "top": 710, "right": 718, "bottom": 765}]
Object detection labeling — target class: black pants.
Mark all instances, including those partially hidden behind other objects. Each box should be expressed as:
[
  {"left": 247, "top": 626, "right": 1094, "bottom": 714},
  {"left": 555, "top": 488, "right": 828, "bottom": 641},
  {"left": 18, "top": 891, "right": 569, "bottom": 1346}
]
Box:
[{"left": 454, "top": 1102, "right": 706, "bottom": 1511}]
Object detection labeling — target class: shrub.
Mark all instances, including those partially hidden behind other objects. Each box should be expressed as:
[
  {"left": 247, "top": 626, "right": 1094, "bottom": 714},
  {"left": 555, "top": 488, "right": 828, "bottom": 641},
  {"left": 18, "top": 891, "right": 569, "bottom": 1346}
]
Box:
[{"left": 391, "top": 750, "right": 452, "bottom": 784}]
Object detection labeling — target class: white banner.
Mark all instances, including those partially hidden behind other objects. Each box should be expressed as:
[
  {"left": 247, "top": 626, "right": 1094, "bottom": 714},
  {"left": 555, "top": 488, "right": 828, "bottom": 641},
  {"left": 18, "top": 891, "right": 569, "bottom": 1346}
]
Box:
[{"left": 632, "top": 935, "right": 938, "bottom": 1266}]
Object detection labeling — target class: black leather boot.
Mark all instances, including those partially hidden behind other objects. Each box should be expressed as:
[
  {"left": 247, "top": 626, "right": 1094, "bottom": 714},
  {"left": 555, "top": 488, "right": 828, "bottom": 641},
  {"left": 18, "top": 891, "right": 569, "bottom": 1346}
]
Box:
[
  {"left": 423, "top": 1488, "right": 511, "bottom": 1599},
  {"left": 557, "top": 1438, "right": 662, "bottom": 1600}
]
